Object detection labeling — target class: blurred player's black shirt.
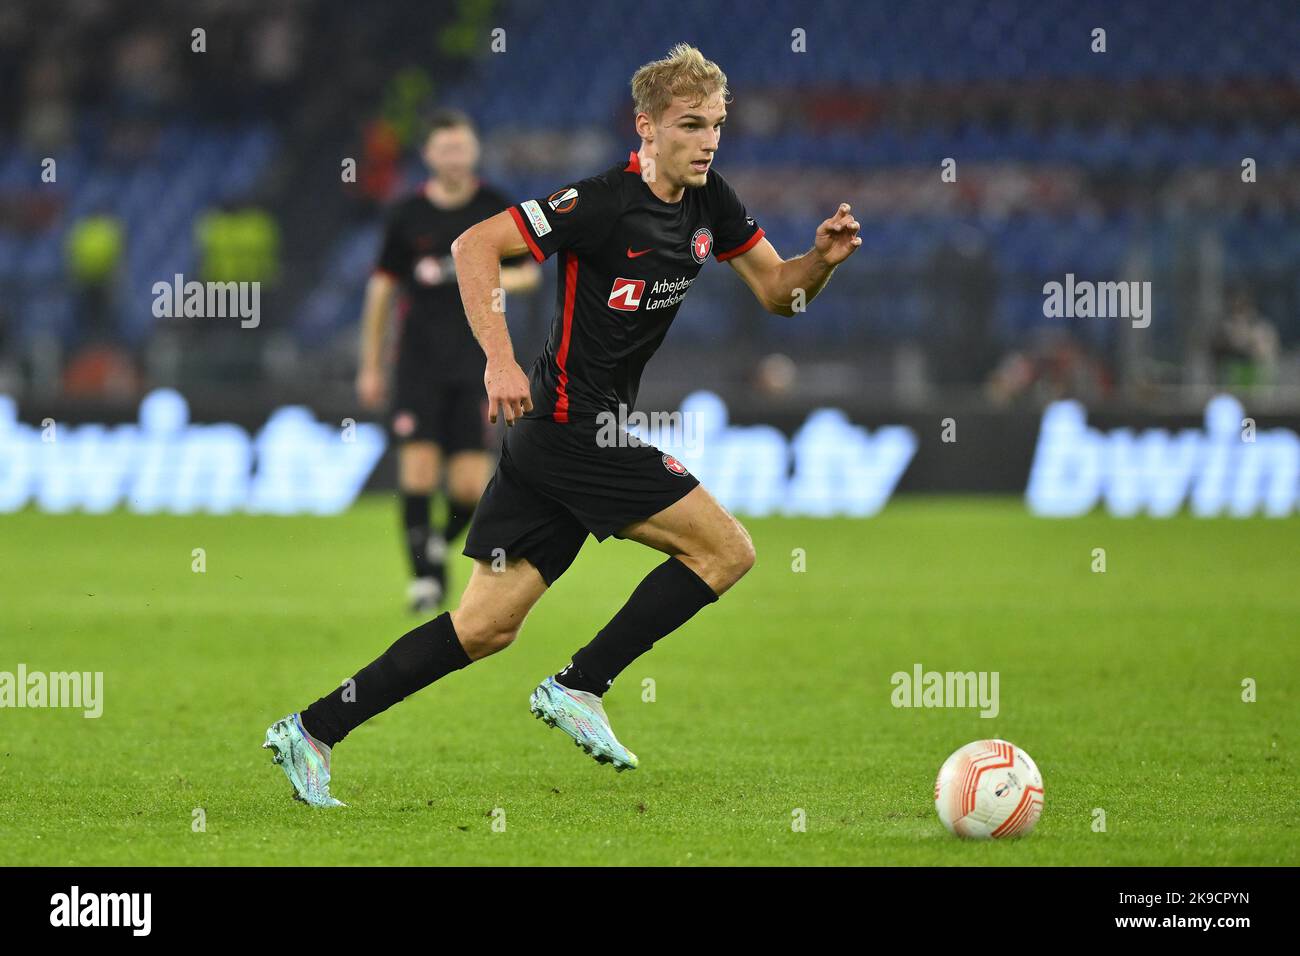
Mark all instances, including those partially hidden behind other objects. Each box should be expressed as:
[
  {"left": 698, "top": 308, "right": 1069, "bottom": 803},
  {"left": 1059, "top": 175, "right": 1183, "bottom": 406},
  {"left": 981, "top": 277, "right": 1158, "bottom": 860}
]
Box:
[
  {"left": 377, "top": 182, "right": 526, "bottom": 384},
  {"left": 508, "top": 152, "right": 763, "bottom": 422}
]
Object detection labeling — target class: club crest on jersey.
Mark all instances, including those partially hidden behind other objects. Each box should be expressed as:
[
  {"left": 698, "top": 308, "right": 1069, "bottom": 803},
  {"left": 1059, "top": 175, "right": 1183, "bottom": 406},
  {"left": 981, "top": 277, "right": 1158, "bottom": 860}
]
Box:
[
  {"left": 662, "top": 454, "right": 690, "bottom": 476},
  {"left": 413, "top": 256, "right": 445, "bottom": 285},
  {"left": 690, "top": 227, "right": 713, "bottom": 264},
  {"left": 608, "top": 277, "right": 645, "bottom": 312},
  {"left": 547, "top": 187, "right": 578, "bottom": 214}
]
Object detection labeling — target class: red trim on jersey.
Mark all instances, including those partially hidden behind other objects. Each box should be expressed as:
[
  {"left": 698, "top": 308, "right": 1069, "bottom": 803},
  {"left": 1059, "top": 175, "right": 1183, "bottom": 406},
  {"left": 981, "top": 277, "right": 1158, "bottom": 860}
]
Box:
[
  {"left": 508, "top": 205, "right": 546, "bottom": 263},
  {"left": 715, "top": 227, "right": 766, "bottom": 262},
  {"left": 553, "top": 251, "right": 579, "bottom": 423},
  {"left": 624, "top": 150, "right": 641, "bottom": 175}
]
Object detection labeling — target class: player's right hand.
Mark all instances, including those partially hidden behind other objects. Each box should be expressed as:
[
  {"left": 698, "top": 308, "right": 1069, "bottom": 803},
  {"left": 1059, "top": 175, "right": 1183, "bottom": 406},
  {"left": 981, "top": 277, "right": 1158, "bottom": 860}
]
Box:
[
  {"left": 356, "top": 367, "right": 386, "bottom": 410},
  {"left": 485, "top": 360, "right": 533, "bottom": 426}
]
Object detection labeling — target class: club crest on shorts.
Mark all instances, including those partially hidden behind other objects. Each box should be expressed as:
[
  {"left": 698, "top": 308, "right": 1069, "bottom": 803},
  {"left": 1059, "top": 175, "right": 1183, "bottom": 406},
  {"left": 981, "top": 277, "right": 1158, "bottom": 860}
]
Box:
[
  {"left": 662, "top": 453, "right": 690, "bottom": 476},
  {"left": 690, "top": 227, "right": 712, "bottom": 263},
  {"left": 392, "top": 410, "right": 417, "bottom": 438}
]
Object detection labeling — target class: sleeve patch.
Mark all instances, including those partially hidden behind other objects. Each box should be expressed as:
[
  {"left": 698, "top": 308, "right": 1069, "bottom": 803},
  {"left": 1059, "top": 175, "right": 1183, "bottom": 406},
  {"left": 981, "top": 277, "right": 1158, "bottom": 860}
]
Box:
[{"left": 521, "top": 199, "right": 552, "bottom": 237}]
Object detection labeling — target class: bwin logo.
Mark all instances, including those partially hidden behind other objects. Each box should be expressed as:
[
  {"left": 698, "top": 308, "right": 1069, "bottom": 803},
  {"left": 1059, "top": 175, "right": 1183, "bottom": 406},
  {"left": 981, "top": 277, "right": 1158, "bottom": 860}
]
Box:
[
  {"left": 1027, "top": 394, "right": 1300, "bottom": 517},
  {"left": 50, "top": 886, "right": 151, "bottom": 936}
]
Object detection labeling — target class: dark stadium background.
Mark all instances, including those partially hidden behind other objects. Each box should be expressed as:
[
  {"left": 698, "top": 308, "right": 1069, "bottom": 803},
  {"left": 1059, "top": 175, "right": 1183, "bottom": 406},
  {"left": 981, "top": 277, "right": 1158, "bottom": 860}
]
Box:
[{"left": 2, "top": 0, "right": 1297, "bottom": 503}]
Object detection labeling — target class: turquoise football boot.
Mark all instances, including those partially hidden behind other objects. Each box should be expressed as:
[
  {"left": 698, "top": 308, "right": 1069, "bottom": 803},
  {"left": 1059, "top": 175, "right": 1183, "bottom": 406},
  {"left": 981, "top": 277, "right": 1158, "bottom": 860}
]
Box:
[
  {"left": 263, "top": 713, "right": 346, "bottom": 807},
  {"left": 529, "top": 676, "right": 639, "bottom": 771}
]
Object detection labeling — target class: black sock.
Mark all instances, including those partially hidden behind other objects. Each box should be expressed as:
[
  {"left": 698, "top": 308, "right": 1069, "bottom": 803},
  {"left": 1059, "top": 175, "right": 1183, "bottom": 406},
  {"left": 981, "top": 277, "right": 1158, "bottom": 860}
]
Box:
[
  {"left": 402, "top": 493, "right": 434, "bottom": 578},
  {"left": 555, "top": 661, "right": 603, "bottom": 695},
  {"left": 557, "top": 557, "right": 719, "bottom": 696},
  {"left": 300, "top": 611, "right": 471, "bottom": 746},
  {"left": 443, "top": 497, "right": 476, "bottom": 544}
]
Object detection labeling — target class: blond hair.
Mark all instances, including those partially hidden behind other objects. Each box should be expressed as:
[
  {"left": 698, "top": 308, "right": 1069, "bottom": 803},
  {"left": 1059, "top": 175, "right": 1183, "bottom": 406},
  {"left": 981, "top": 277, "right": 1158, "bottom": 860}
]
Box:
[{"left": 631, "top": 43, "right": 730, "bottom": 121}]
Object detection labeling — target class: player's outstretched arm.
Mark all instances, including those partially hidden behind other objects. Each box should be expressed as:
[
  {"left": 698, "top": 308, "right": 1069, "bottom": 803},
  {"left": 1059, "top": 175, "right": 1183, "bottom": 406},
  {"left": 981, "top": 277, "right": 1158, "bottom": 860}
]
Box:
[
  {"left": 451, "top": 210, "right": 535, "bottom": 425},
  {"left": 727, "top": 202, "right": 861, "bottom": 317}
]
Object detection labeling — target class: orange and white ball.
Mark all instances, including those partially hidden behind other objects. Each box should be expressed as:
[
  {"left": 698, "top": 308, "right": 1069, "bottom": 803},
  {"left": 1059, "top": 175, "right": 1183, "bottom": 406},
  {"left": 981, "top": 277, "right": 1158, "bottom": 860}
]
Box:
[{"left": 935, "top": 739, "right": 1044, "bottom": 839}]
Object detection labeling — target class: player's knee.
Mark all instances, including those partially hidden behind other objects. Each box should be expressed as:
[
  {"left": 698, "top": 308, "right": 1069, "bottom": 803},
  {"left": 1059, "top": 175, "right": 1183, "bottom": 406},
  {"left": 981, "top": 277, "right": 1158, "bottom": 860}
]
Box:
[
  {"left": 727, "top": 531, "right": 756, "bottom": 583},
  {"left": 399, "top": 466, "right": 437, "bottom": 494},
  {"left": 477, "top": 626, "right": 520, "bottom": 657},
  {"left": 701, "top": 530, "right": 754, "bottom": 591},
  {"left": 399, "top": 445, "right": 439, "bottom": 491},
  {"left": 450, "top": 612, "right": 520, "bottom": 659}
]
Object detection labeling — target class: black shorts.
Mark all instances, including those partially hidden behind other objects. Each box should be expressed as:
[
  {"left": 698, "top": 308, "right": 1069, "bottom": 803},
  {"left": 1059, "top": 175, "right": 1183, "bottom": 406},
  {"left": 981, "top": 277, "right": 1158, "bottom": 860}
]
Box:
[
  {"left": 389, "top": 362, "right": 488, "bottom": 453},
  {"left": 462, "top": 416, "right": 700, "bottom": 585}
]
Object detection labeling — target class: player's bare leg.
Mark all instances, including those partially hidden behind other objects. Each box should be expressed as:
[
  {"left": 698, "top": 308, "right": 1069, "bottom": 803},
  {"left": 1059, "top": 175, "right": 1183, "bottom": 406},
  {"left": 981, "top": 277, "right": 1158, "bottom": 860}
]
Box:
[
  {"left": 616, "top": 484, "right": 756, "bottom": 596},
  {"left": 399, "top": 440, "right": 441, "bottom": 490},
  {"left": 450, "top": 556, "right": 548, "bottom": 660},
  {"left": 446, "top": 450, "right": 491, "bottom": 506},
  {"left": 399, "top": 440, "right": 445, "bottom": 612}
]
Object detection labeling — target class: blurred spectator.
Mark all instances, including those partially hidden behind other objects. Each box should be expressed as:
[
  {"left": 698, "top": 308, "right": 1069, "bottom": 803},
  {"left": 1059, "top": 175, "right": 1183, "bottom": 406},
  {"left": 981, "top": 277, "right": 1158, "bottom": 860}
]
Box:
[
  {"left": 251, "top": 11, "right": 304, "bottom": 91},
  {"left": 359, "top": 119, "right": 403, "bottom": 204},
  {"left": 64, "top": 210, "right": 125, "bottom": 343},
  {"left": 195, "top": 202, "right": 281, "bottom": 287},
  {"left": 751, "top": 353, "right": 798, "bottom": 396},
  {"left": 986, "top": 329, "right": 1113, "bottom": 406},
  {"left": 1211, "top": 290, "right": 1279, "bottom": 387},
  {"left": 0, "top": 301, "right": 15, "bottom": 394},
  {"left": 924, "top": 230, "right": 1000, "bottom": 386},
  {"left": 62, "top": 209, "right": 134, "bottom": 398},
  {"left": 20, "top": 52, "right": 74, "bottom": 153},
  {"left": 61, "top": 345, "right": 137, "bottom": 398},
  {"left": 187, "top": 201, "right": 282, "bottom": 385},
  {"left": 111, "top": 27, "right": 178, "bottom": 121}
]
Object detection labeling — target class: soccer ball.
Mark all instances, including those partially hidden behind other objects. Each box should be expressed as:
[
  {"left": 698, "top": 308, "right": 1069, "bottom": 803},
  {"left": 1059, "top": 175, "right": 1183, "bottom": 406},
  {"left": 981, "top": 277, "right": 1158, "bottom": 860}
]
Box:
[{"left": 934, "top": 739, "right": 1044, "bottom": 839}]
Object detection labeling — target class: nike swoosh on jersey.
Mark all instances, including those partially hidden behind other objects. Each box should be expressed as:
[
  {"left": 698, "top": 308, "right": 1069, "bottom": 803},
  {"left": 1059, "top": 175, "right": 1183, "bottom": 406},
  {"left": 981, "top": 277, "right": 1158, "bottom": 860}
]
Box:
[{"left": 625, "top": 247, "right": 653, "bottom": 258}]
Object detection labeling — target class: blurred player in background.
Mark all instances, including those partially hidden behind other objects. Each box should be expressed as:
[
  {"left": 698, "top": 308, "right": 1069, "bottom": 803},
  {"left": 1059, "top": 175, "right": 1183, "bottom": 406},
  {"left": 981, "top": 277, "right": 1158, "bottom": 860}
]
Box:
[{"left": 356, "top": 110, "right": 540, "bottom": 613}]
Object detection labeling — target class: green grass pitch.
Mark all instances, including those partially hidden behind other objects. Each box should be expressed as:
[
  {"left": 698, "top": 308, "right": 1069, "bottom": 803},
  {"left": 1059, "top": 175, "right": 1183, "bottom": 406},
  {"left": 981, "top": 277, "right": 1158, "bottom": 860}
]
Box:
[{"left": 1, "top": 496, "right": 1295, "bottom": 865}]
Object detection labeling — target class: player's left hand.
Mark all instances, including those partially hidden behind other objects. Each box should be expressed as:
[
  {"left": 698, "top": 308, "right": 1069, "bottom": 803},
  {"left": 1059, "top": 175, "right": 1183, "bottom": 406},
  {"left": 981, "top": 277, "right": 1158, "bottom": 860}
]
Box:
[{"left": 814, "top": 203, "right": 862, "bottom": 266}]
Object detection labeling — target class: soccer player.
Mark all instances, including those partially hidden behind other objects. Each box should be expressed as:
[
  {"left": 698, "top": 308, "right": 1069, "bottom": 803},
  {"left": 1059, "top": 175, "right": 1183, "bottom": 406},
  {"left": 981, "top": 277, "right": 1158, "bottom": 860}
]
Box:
[
  {"left": 356, "top": 110, "right": 541, "bottom": 614},
  {"left": 265, "top": 45, "right": 860, "bottom": 805}
]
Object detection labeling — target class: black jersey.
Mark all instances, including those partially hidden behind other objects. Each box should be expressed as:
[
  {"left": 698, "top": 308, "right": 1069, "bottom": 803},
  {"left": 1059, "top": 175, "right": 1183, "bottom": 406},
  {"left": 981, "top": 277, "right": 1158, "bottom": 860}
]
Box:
[
  {"left": 508, "top": 152, "right": 764, "bottom": 422},
  {"left": 377, "top": 181, "right": 525, "bottom": 384}
]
